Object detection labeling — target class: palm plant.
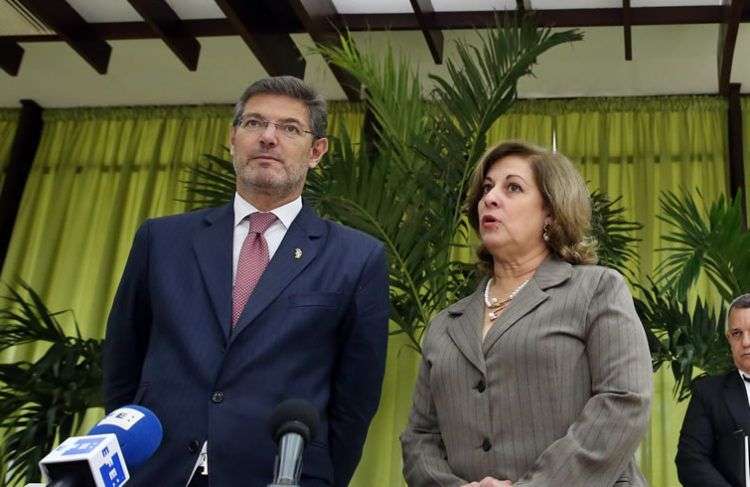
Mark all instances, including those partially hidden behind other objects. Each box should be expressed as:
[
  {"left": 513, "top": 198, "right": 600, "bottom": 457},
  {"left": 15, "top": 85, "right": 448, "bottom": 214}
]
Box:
[
  {"left": 656, "top": 190, "right": 750, "bottom": 301},
  {"left": 635, "top": 280, "right": 731, "bottom": 401},
  {"left": 635, "top": 190, "right": 749, "bottom": 399},
  {"left": 0, "top": 283, "right": 103, "bottom": 485},
  {"left": 590, "top": 190, "right": 642, "bottom": 280}
]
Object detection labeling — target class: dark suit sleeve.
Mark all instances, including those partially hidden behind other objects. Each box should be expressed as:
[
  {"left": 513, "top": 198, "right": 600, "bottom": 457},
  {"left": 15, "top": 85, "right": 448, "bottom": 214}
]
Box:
[
  {"left": 675, "top": 381, "right": 734, "bottom": 487},
  {"left": 102, "top": 221, "right": 152, "bottom": 413},
  {"left": 328, "top": 242, "right": 390, "bottom": 487}
]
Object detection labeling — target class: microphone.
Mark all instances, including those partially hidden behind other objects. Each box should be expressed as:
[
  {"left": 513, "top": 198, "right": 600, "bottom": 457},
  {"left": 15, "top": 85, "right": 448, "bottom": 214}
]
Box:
[
  {"left": 267, "top": 399, "right": 320, "bottom": 487},
  {"left": 39, "top": 405, "right": 163, "bottom": 487}
]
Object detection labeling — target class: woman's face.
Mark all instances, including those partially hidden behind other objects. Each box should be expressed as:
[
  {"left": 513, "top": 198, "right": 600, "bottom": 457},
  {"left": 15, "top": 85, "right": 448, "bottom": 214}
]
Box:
[{"left": 478, "top": 155, "right": 550, "bottom": 259}]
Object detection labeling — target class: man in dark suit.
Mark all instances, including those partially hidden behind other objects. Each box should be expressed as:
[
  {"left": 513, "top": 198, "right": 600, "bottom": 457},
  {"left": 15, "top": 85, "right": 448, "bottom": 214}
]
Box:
[
  {"left": 676, "top": 293, "right": 750, "bottom": 487},
  {"left": 102, "top": 76, "right": 390, "bottom": 487}
]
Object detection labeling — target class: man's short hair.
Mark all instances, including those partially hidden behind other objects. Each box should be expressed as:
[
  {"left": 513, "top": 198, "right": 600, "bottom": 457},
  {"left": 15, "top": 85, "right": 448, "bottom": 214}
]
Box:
[
  {"left": 232, "top": 76, "right": 327, "bottom": 139},
  {"left": 725, "top": 293, "right": 750, "bottom": 333}
]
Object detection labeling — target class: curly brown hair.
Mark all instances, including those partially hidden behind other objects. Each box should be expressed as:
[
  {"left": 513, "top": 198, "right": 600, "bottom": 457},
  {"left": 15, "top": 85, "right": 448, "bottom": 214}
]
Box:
[{"left": 466, "top": 140, "right": 597, "bottom": 272}]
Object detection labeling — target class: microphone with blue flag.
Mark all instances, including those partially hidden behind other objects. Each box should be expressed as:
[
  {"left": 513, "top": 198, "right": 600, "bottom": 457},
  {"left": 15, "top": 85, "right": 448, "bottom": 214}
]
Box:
[{"left": 38, "top": 405, "right": 163, "bottom": 487}]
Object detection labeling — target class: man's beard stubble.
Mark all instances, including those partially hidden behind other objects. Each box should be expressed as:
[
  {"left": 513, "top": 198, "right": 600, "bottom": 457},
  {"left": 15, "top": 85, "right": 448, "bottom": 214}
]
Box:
[{"left": 233, "top": 157, "right": 305, "bottom": 199}]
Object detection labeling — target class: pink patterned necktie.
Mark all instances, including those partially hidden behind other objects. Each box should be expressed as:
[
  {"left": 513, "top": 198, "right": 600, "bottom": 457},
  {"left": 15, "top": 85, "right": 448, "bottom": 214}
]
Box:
[{"left": 232, "top": 212, "right": 277, "bottom": 326}]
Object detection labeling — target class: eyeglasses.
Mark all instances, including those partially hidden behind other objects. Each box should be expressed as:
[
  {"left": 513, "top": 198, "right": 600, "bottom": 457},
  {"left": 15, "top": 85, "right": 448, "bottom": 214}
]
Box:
[{"left": 236, "top": 116, "right": 315, "bottom": 139}]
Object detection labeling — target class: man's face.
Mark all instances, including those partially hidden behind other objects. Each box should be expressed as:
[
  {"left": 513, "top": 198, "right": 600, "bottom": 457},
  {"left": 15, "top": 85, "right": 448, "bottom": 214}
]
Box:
[
  {"left": 230, "top": 93, "right": 328, "bottom": 204},
  {"left": 727, "top": 307, "right": 750, "bottom": 374}
]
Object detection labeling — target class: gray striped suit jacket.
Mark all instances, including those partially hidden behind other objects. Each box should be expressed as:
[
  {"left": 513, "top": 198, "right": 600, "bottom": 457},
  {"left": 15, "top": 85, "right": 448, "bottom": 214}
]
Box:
[{"left": 401, "top": 257, "right": 653, "bottom": 486}]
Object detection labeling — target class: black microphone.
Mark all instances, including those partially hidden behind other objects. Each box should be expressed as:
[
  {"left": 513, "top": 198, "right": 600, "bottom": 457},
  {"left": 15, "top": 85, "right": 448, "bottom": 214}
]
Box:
[{"left": 267, "top": 399, "right": 320, "bottom": 487}]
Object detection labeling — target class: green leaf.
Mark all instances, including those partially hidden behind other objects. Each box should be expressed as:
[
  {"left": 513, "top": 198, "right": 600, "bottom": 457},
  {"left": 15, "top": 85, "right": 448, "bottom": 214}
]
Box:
[
  {"left": 634, "top": 279, "right": 732, "bottom": 401},
  {"left": 0, "top": 283, "right": 103, "bottom": 484}
]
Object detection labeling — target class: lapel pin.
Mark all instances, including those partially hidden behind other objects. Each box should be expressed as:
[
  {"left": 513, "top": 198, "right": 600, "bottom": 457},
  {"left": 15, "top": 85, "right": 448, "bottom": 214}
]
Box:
[{"left": 294, "top": 248, "right": 303, "bottom": 260}]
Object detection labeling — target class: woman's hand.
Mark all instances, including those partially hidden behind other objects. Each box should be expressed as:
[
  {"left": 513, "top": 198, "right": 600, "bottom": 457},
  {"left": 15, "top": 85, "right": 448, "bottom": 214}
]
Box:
[
  {"left": 479, "top": 477, "right": 512, "bottom": 487},
  {"left": 461, "top": 477, "right": 512, "bottom": 487}
]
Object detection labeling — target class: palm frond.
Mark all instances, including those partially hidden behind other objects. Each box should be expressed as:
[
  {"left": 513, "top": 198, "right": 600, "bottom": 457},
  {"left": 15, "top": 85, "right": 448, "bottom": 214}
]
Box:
[
  {"left": 180, "top": 152, "right": 236, "bottom": 209},
  {"left": 0, "top": 282, "right": 68, "bottom": 350},
  {"left": 656, "top": 189, "right": 750, "bottom": 302},
  {"left": 427, "top": 16, "right": 582, "bottom": 224},
  {"left": 0, "top": 284, "right": 103, "bottom": 484},
  {"left": 589, "top": 191, "right": 642, "bottom": 281},
  {"left": 314, "top": 34, "right": 432, "bottom": 173},
  {"left": 634, "top": 279, "right": 732, "bottom": 401}
]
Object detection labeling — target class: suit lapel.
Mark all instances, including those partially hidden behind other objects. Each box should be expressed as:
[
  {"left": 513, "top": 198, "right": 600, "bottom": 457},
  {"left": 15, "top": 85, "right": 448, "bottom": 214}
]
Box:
[
  {"left": 482, "top": 257, "right": 571, "bottom": 355},
  {"left": 230, "top": 205, "right": 327, "bottom": 342},
  {"left": 724, "top": 371, "right": 750, "bottom": 433},
  {"left": 446, "top": 284, "right": 487, "bottom": 375},
  {"left": 192, "top": 204, "right": 234, "bottom": 343}
]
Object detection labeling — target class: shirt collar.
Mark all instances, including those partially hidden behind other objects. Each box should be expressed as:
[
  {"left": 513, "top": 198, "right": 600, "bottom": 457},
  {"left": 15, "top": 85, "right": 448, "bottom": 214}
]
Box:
[{"left": 233, "top": 192, "right": 302, "bottom": 230}]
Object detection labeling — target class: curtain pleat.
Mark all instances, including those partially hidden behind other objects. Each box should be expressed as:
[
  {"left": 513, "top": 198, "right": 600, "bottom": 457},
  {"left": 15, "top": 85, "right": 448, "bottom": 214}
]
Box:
[
  {"left": 741, "top": 96, "right": 750, "bottom": 227},
  {"left": 0, "top": 109, "right": 21, "bottom": 193}
]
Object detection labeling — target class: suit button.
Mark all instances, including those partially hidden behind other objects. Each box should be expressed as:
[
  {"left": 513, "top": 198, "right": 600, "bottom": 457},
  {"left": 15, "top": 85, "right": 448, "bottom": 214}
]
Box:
[
  {"left": 482, "top": 438, "right": 492, "bottom": 452},
  {"left": 188, "top": 440, "right": 200, "bottom": 453},
  {"left": 211, "top": 391, "right": 224, "bottom": 403},
  {"left": 475, "top": 380, "right": 486, "bottom": 393}
]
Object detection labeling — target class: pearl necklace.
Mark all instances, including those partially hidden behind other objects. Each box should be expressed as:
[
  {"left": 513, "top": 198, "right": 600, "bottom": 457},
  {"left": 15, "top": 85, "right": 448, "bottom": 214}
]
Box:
[{"left": 484, "top": 277, "right": 530, "bottom": 321}]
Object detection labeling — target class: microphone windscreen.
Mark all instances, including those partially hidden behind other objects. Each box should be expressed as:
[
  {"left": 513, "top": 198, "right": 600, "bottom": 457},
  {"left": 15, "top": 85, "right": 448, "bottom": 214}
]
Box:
[
  {"left": 88, "top": 405, "right": 163, "bottom": 468},
  {"left": 269, "top": 399, "right": 320, "bottom": 444}
]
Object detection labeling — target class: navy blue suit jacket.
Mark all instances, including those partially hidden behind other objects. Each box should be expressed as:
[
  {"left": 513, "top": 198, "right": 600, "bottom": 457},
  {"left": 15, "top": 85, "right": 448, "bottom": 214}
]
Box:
[
  {"left": 103, "top": 203, "right": 390, "bottom": 486},
  {"left": 676, "top": 371, "right": 749, "bottom": 487}
]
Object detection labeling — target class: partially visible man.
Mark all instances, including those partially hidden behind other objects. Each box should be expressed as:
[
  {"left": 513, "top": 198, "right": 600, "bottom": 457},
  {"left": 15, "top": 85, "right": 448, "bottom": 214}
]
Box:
[
  {"left": 103, "top": 76, "right": 390, "bottom": 486},
  {"left": 676, "top": 293, "right": 750, "bottom": 487}
]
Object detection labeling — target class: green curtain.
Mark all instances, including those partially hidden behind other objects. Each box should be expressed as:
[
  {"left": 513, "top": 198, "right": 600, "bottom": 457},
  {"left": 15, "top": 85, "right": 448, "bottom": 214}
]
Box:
[
  {"left": 487, "top": 100, "right": 554, "bottom": 148},
  {"left": 0, "top": 105, "right": 232, "bottom": 363},
  {"left": 0, "top": 109, "right": 21, "bottom": 193},
  {"left": 327, "top": 101, "right": 365, "bottom": 144},
  {"left": 557, "top": 96, "right": 727, "bottom": 487},
  {"left": 742, "top": 96, "right": 750, "bottom": 226}
]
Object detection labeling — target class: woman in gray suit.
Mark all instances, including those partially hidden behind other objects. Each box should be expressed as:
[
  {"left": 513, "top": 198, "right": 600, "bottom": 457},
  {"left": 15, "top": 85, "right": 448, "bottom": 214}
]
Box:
[{"left": 401, "top": 141, "right": 653, "bottom": 487}]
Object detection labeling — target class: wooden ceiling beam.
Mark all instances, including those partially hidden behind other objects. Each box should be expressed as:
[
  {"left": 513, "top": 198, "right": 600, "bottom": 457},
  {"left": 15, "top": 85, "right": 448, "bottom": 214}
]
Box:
[
  {"left": 341, "top": 6, "right": 733, "bottom": 30},
  {"left": 623, "top": 0, "right": 632, "bottom": 60},
  {"left": 288, "top": 0, "right": 361, "bottom": 101},
  {"left": 0, "top": 40, "right": 24, "bottom": 76},
  {"left": 126, "top": 0, "right": 200, "bottom": 71},
  {"left": 214, "top": 0, "right": 305, "bottom": 78},
  {"left": 16, "top": 0, "right": 111, "bottom": 74},
  {"left": 410, "top": 0, "right": 443, "bottom": 64},
  {"left": 727, "top": 83, "right": 747, "bottom": 226},
  {"left": 718, "top": 0, "right": 745, "bottom": 95},
  {"left": 3, "top": 6, "right": 750, "bottom": 44}
]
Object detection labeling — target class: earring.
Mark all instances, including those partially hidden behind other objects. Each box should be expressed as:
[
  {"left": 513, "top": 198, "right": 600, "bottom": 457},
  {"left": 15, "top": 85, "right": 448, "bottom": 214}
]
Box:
[{"left": 543, "top": 223, "right": 551, "bottom": 242}]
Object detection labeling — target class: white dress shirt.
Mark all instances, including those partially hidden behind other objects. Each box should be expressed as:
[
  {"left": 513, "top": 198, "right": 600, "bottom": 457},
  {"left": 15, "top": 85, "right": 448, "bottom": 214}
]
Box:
[
  {"left": 740, "top": 370, "right": 750, "bottom": 407},
  {"left": 232, "top": 193, "right": 302, "bottom": 282}
]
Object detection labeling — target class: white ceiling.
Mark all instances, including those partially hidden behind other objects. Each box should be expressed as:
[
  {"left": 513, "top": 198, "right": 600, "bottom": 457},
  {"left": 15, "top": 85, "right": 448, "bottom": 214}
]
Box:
[
  {"left": 65, "top": 0, "right": 226, "bottom": 23},
  {"left": 0, "top": 1, "right": 747, "bottom": 107}
]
